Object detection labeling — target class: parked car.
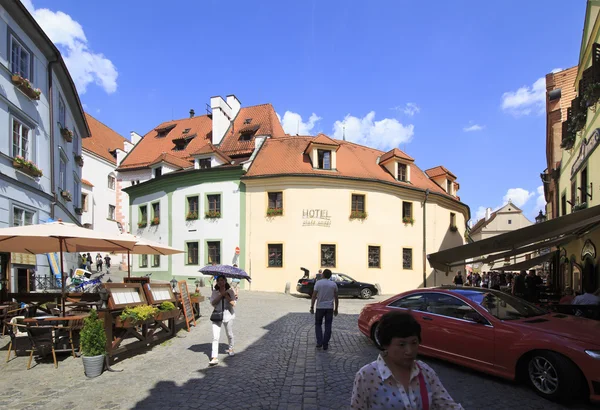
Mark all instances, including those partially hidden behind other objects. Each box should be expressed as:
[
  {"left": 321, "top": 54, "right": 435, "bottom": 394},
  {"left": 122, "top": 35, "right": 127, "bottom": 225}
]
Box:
[
  {"left": 296, "top": 268, "right": 378, "bottom": 299},
  {"left": 358, "top": 286, "right": 600, "bottom": 403}
]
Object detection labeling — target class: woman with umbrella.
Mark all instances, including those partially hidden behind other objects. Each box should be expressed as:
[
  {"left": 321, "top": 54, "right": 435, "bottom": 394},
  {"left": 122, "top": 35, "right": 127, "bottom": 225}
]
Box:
[{"left": 209, "top": 275, "right": 237, "bottom": 366}]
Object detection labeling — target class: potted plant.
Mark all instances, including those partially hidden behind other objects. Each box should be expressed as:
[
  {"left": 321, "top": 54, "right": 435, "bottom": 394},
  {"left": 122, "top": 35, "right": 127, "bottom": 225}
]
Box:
[
  {"left": 205, "top": 210, "right": 221, "bottom": 219},
  {"left": 11, "top": 74, "right": 41, "bottom": 100},
  {"left": 402, "top": 216, "right": 415, "bottom": 226},
  {"left": 116, "top": 305, "right": 158, "bottom": 328},
  {"left": 61, "top": 127, "right": 74, "bottom": 142},
  {"left": 61, "top": 190, "right": 72, "bottom": 202},
  {"left": 12, "top": 156, "right": 43, "bottom": 178},
  {"left": 75, "top": 207, "right": 84, "bottom": 215},
  {"left": 138, "top": 220, "right": 147, "bottom": 228},
  {"left": 75, "top": 155, "right": 84, "bottom": 167},
  {"left": 156, "top": 301, "right": 180, "bottom": 320},
  {"left": 151, "top": 216, "right": 160, "bottom": 226},
  {"left": 80, "top": 309, "right": 106, "bottom": 378},
  {"left": 349, "top": 210, "right": 367, "bottom": 219},
  {"left": 186, "top": 211, "right": 198, "bottom": 220},
  {"left": 266, "top": 208, "right": 283, "bottom": 217},
  {"left": 582, "top": 82, "right": 600, "bottom": 108}
]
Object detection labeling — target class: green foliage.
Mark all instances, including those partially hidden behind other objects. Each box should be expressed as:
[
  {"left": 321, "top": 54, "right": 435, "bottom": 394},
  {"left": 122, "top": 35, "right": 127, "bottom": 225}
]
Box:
[
  {"left": 266, "top": 208, "right": 283, "bottom": 216},
  {"left": 80, "top": 310, "right": 106, "bottom": 357},
  {"left": 158, "top": 301, "right": 176, "bottom": 311},
  {"left": 402, "top": 216, "right": 415, "bottom": 225},
  {"left": 119, "top": 305, "right": 158, "bottom": 322},
  {"left": 349, "top": 210, "right": 368, "bottom": 219}
]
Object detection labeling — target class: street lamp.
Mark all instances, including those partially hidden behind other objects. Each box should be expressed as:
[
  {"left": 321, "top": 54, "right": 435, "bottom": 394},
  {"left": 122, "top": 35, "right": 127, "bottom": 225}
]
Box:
[{"left": 535, "top": 210, "right": 547, "bottom": 224}]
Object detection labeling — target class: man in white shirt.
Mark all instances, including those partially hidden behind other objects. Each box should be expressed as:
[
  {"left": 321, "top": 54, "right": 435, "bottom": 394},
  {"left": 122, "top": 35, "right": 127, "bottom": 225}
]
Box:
[
  {"left": 573, "top": 284, "right": 600, "bottom": 305},
  {"left": 310, "top": 269, "right": 339, "bottom": 350}
]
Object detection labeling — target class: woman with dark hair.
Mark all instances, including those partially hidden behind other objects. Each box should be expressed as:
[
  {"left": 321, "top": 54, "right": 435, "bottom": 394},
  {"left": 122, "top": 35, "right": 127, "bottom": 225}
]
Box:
[
  {"left": 209, "top": 275, "right": 237, "bottom": 366},
  {"left": 351, "top": 312, "right": 462, "bottom": 409}
]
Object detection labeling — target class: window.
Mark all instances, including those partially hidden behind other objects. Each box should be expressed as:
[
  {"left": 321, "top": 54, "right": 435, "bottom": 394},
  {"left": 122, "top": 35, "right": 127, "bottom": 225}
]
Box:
[
  {"left": 268, "top": 192, "right": 283, "bottom": 210},
  {"left": 446, "top": 179, "right": 452, "bottom": 194},
  {"left": 73, "top": 178, "right": 80, "bottom": 207},
  {"left": 571, "top": 180, "right": 577, "bottom": 209},
  {"left": 73, "top": 132, "right": 80, "bottom": 153},
  {"left": 207, "top": 194, "right": 221, "bottom": 213},
  {"left": 154, "top": 167, "right": 162, "bottom": 178},
  {"left": 240, "top": 132, "right": 253, "bottom": 141},
  {"left": 108, "top": 175, "right": 116, "bottom": 190},
  {"left": 351, "top": 194, "right": 365, "bottom": 212},
  {"left": 157, "top": 130, "right": 168, "bottom": 138},
  {"left": 12, "top": 117, "right": 30, "bottom": 159},
  {"left": 426, "top": 293, "right": 476, "bottom": 320},
  {"left": 11, "top": 36, "right": 31, "bottom": 80},
  {"left": 207, "top": 241, "right": 221, "bottom": 265},
  {"left": 525, "top": 254, "right": 531, "bottom": 261},
  {"left": 187, "top": 195, "right": 199, "bottom": 214},
  {"left": 321, "top": 244, "right": 336, "bottom": 268},
  {"left": 152, "top": 255, "right": 160, "bottom": 267},
  {"left": 108, "top": 205, "right": 116, "bottom": 220},
  {"left": 13, "top": 206, "right": 34, "bottom": 226},
  {"left": 152, "top": 202, "right": 160, "bottom": 220},
  {"left": 402, "top": 202, "right": 412, "bottom": 219},
  {"left": 397, "top": 163, "right": 407, "bottom": 182},
  {"left": 186, "top": 242, "right": 199, "bottom": 265},
  {"left": 268, "top": 244, "right": 283, "bottom": 267},
  {"left": 368, "top": 246, "right": 380, "bottom": 268},
  {"left": 198, "top": 158, "right": 211, "bottom": 169},
  {"left": 139, "top": 205, "right": 148, "bottom": 224},
  {"left": 59, "top": 158, "right": 67, "bottom": 191},
  {"left": 58, "top": 97, "right": 66, "bottom": 128},
  {"left": 389, "top": 293, "right": 426, "bottom": 311},
  {"left": 317, "top": 149, "right": 331, "bottom": 170},
  {"left": 450, "top": 212, "right": 456, "bottom": 228},
  {"left": 81, "top": 193, "right": 88, "bottom": 212},
  {"left": 402, "top": 248, "right": 412, "bottom": 269},
  {"left": 561, "top": 194, "right": 566, "bottom": 216},
  {"left": 581, "top": 167, "right": 588, "bottom": 202},
  {"left": 508, "top": 219, "right": 512, "bottom": 225},
  {"left": 140, "top": 255, "right": 148, "bottom": 268}
]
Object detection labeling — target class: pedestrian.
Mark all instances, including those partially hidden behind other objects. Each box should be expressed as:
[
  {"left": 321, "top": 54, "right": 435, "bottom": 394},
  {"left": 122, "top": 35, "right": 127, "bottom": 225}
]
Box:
[
  {"left": 351, "top": 312, "right": 463, "bottom": 409},
  {"left": 77, "top": 253, "right": 84, "bottom": 269},
  {"left": 81, "top": 253, "right": 86, "bottom": 269},
  {"left": 513, "top": 270, "right": 527, "bottom": 299},
  {"left": 96, "top": 253, "right": 103, "bottom": 272},
  {"left": 209, "top": 274, "right": 237, "bottom": 366},
  {"left": 310, "top": 268, "right": 338, "bottom": 350},
  {"left": 86, "top": 253, "right": 92, "bottom": 272},
  {"left": 104, "top": 254, "right": 111, "bottom": 273},
  {"left": 452, "top": 271, "right": 463, "bottom": 286},
  {"left": 482, "top": 272, "right": 489, "bottom": 288},
  {"left": 524, "top": 270, "right": 538, "bottom": 302},
  {"left": 572, "top": 284, "right": 600, "bottom": 305}
]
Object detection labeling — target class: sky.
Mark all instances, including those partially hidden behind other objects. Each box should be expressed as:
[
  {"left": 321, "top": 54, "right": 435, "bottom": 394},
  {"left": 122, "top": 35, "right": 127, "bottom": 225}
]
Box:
[{"left": 22, "top": 0, "right": 587, "bottom": 224}]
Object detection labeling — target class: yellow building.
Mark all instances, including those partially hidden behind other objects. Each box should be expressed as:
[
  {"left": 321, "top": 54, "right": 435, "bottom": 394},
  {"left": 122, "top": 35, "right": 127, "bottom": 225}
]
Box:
[
  {"left": 242, "top": 134, "right": 470, "bottom": 294},
  {"left": 553, "top": 0, "right": 600, "bottom": 293}
]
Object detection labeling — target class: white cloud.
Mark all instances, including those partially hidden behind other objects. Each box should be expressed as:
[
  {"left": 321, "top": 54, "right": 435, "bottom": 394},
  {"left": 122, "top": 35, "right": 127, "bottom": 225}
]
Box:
[
  {"left": 502, "top": 188, "right": 535, "bottom": 208},
  {"left": 463, "top": 123, "right": 484, "bottom": 132},
  {"left": 501, "top": 69, "right": 562, "bottom": 116},
  {"left": 277, "top": 111, "right": 321, "bottom": 135},
  {"left": 332, "top": 111, "right": 414, "bottom": 151},
  {"left": 535, "top": 185, "right": 546, "bottom": 212},
  {"left": 23, "top": 0, "right": 118, "bottom": 94},
  {"left": 475, "top": 206, "right": 487, "bottom": 222},
  {"left": 392, "top": 103, "right": 420, "bottom": 116}
]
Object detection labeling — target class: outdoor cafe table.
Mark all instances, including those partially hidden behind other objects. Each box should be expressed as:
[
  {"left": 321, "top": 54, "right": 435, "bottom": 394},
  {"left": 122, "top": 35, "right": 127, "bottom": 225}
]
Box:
[{"left": 23, "top": 314, "right": 89, "bottom": 355}]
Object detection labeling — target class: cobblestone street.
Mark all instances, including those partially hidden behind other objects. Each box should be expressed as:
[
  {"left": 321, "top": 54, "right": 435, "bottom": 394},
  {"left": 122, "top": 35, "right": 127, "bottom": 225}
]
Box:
[{"left": 0, "top": 290, "right": 597, "bottom": 409}]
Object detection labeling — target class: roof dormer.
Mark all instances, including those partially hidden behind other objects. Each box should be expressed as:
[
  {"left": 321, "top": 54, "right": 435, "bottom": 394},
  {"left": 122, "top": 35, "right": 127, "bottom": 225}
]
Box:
[
  {"left": 379, "top": 148, "right": 414, "bottom": 183},
  {"left": 425, "top": 166, "right": 458, "bottom": 197},
  {"left": 303, "top": 134, "right": 340, "bottom": 171},
  {"left": 190, "top": 143, "right": 232, "bottom": 169}
]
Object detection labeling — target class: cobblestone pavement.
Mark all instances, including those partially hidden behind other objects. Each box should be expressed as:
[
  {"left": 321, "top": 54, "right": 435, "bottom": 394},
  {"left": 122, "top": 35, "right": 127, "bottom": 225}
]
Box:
[{"left": 0, "top": 290, "right": 597, "bottom": 409}]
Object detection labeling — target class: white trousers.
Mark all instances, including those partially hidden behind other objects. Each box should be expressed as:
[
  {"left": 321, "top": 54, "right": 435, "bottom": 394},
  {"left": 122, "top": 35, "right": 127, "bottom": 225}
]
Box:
[{"left": 211, "top": 320, "right": 234, "bottom": 358}]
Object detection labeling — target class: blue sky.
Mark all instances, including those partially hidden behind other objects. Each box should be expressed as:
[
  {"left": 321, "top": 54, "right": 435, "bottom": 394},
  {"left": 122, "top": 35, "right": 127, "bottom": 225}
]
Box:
[{"left": 24, "top": 0, "right": 586, "bottom": 223}]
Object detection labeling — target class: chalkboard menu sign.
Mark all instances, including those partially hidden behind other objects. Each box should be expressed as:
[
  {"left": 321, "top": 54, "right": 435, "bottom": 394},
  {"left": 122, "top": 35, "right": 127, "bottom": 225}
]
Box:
[{"left": 178, "top": 281, "right": 196, "bottom": 332}]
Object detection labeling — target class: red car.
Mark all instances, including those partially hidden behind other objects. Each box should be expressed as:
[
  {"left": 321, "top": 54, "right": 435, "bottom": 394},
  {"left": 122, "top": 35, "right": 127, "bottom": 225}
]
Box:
[{"left": 358, "top": 286, "right": 600, "bottom": 403}]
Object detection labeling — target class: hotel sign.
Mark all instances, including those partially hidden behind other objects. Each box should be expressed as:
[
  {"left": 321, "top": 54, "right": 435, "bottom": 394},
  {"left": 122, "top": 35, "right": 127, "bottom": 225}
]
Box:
[{"left": 302, "top": 209, "right": 331, "bottom": 227}]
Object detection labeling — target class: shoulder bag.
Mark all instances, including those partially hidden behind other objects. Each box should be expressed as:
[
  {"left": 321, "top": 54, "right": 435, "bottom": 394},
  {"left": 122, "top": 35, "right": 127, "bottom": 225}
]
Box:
[{"left": 210, "top": 297, "right": 225, "bottom": 322}]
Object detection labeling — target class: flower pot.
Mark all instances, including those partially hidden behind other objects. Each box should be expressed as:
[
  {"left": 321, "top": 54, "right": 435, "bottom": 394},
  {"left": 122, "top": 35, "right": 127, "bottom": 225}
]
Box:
[
  {"left": 115, "top": 316, "right": 155, "bottom": 328},
  {"left": 82, "top": 354, "right": 104, "bottom": 378},
  {"left": 61, "top": 129, "right": 73, "bottom": 142},
  {"left": 156, "top": 308, "right": 180, "bottom": 321}
]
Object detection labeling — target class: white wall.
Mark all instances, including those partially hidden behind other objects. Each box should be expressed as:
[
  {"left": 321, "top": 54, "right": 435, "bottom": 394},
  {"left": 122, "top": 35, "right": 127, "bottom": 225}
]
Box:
[{"left": 81, "top": 152, "right": 120, "bottom": 235}]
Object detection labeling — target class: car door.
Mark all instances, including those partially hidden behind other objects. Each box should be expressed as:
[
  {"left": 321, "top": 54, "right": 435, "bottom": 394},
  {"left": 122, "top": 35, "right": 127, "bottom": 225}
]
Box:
[
  {"left": 339, "top": 274, "right": 359, "bottom": 296},
  {"left": 423, "top": 292, "right": 495, "bottom": 370},
  {"left": 387, "top": 293, "right": 437, "bottom": 355}
]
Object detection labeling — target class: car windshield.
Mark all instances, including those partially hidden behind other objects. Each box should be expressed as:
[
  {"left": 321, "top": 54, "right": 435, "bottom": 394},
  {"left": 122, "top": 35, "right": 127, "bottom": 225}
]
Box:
[{"left": 451, "top": 289, "right": 547, "bottom": 320}]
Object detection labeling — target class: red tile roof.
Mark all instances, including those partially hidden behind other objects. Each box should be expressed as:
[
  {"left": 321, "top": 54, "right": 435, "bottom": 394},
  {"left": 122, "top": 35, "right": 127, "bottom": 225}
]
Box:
[
  {"left": 148, "top": 152, "right": 193, "bottom": 169},
  {"left": 191, "top": 143, "right": 232, "bottom": 163},
  {"left": 83, "top": 113, "right": 128, "bottom": 165},
  {"left": 379, "top": 148, "right": 414, "bottom": 163},
  {"left": 425, "top": 165, "right": 457, "bottom": 180},
  {"left": 245, "top": 136, "right": 455, "bottom": 198},
  {"left": 118, "top": 103, "right": 284, "bottom": 171},
  {"left": 81, "top": 178, "right": 93, "bottom": 187}
]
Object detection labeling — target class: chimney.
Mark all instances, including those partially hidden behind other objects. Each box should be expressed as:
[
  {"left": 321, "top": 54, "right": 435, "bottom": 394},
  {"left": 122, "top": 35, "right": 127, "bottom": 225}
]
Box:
[
  {"left": 189, "top": 109, "right": 195, "bottom": 118},
  {"left": 130, "top": 131, "right": 143, "bottom": 146},
  {"left": 210, "top": 95, "right": 241, "bottom": 145},
  {"left": 485, "top": 207, "right": 492, "bottom": 221}
]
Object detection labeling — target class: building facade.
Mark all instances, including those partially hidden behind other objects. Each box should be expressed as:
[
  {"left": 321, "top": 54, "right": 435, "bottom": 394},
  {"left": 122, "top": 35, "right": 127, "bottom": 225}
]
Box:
[
  {"left": 0, "top": 0, "right": 88, "bottom": 297},
  {"left": 242, "top": 135, "right": 470, "bottom": 294}
]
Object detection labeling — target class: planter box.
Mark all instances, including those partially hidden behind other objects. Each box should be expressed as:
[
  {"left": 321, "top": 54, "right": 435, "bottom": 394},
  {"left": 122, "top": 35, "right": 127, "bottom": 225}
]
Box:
[
  {"left": 114, "top": 316, "right": 156, "bottom": 328},
  {"left": 190, "top": 295, "right": 205, "bottom": 304},
  {"left": 12, "top": 160, "right": 42, "bottom": 178},
  {"left": 61, "top": 191, "right": 72, "bottom": 202},
  {"left": 75, "top": 157, "right": 84, "bottom": 167},
  {"left": 266, "top": 208, "right": 283, "bottom": 217},
  {"left": 12, "top": 75, "right": 41, "bottom": 100},
  {"left": 156, "top": 308, "right": 180, "bottom": 321},
  {"left": 75, "top": 207, "right": 84, "bottom": 215},
  {"left": 61, "top": 128, "right": 73, "bottom": 142}
]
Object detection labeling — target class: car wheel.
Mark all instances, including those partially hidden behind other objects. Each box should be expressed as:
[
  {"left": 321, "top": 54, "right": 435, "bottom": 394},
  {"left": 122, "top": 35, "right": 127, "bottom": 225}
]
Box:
[
  {"left": 370, "top": 322, "right": 382, "bottom": 349},
  {"left": 360, "top": 288, "right": 372, "bottom": 299},
  {"left": 526, "top": 351, "right": 582, "bottom": 402}
]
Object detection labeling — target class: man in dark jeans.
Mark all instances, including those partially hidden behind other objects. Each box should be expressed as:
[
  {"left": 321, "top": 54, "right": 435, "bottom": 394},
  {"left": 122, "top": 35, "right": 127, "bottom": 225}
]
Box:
[{"left": 310, "top": 269, "right": 339, "bottom": 350}]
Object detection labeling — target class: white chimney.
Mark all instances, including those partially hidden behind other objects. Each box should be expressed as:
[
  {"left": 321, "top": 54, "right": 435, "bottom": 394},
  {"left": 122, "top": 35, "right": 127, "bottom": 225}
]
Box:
[
  {"left": 211, "top": 95, "right": 241, "bottom": 146},
  {"left": 115, "top": 148, "right": 127, "bottom": 166},
  {"left": 130, "top": 131, "right": 143, "bottom": 146},
  {"left": 485, "top": 207, "right": 492, "bottom": 221}
]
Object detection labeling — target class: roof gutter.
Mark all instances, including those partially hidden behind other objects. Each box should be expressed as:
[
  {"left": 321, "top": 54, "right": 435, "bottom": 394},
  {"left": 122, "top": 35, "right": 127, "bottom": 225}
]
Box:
[
  {"left": 48, "top": 58, "right": 58, "bottom": 219},
  {"left": 423, "top": 188, "right": 430, "bottom": 287}
]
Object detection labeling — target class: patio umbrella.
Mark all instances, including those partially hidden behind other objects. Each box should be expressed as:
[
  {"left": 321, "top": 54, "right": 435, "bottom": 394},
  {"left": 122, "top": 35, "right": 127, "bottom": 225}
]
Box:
[
  {"left": 76, "top": 233, "right": 183, "bottom": 277},
  {"left": 198, "top": 264, "right": 251, "bottom": 282},
  {"left": 0, "top": 220, "right": 137, "bottom": 314}
]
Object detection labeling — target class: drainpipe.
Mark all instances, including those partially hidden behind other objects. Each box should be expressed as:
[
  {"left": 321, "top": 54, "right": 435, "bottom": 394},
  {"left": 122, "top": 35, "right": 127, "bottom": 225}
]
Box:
[
  {"left": 423, "top": 189, "right": 430, "bottom": 288},
  {"left": 48, "top": 59, "right": 58, "bottom": 219}
]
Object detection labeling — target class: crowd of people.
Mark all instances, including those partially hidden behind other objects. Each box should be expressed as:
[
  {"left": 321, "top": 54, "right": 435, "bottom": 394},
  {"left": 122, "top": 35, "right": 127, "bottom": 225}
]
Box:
[{"left": 77, "top": 252, "right": 112, "bottom": 273}]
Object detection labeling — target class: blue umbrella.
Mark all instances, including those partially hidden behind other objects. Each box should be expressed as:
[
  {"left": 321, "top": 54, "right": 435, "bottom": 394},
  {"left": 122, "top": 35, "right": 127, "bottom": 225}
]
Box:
[{"left": 199, "top": 264, "right": 251, "bottom": 282}]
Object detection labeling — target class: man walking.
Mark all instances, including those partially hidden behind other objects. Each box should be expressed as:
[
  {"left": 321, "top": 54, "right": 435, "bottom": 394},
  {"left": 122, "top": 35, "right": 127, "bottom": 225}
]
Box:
[{"left": 310, "top": 269, "right": 338, "bottom": 350}]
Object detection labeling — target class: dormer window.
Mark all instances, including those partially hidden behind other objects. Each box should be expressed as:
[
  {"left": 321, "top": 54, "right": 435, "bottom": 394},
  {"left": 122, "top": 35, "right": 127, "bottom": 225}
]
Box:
[
  {"left": 240, "top": 132, "right": 253, "bottom": 141},
  {"left": 317, "top": 149, "right": 331, "bottom": 170},
  {"left": 157, "top": 130, "right": 168, "bottom": 138},
  {"left": 244, "top": 118, "right": 252, "bottom": 124},
  {"left": 446, "top": 179, "right": 452, "bottom": 194},
  {"left": 198, "top": 158, "right": 211, "bottom": 169},
  {"left": 154, "top": 167, "right": 162, "bottom": 178},
  {"left": 398, "top": 163, "right": 407, "bottom": 182}
]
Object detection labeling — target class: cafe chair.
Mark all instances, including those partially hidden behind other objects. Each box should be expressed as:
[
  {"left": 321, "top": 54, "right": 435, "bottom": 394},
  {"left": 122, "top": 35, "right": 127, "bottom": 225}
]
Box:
[
  {"left": 1, "top": 303, "right": 25, "bottom": 336},
  {"left": 4, "top": 319, "right": 28, "bottom": 363},
  {"left": 25, "top": 325, "right": 58, "bottom": 369}
]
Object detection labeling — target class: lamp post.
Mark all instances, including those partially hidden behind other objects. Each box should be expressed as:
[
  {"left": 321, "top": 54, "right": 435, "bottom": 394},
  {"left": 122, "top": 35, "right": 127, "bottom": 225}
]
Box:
[{"left": 535, "top": 210, "right": 547, "bottom": 224}]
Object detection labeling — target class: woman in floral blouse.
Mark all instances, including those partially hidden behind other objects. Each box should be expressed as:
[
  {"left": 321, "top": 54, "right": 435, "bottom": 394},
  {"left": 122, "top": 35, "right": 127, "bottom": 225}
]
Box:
[{"left": 351, "top": 312, "right": 463, "bottom": 409}]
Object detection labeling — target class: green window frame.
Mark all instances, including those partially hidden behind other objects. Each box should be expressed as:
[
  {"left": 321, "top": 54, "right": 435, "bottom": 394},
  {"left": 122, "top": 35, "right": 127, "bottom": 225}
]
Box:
[
  {"left": 205, "top": 193, "right": 222, "bottom": 218},
  {"left": 186, "top": 195, "right": 199, "bottom": 220},
  {"left": 186, "top": 241, "right": 199, "bottom": 265},
  {"left": 151, "top": 201, "right": 160, "bottom": 225},
  {"left": 205, "top": 240, "right": 221, "bottom": 265},
  {"left": 138, "top": 205, "right": 148, "bottom": 227},
  {"left": 152, "top": 254, "right": 160, "bottom": 267}
]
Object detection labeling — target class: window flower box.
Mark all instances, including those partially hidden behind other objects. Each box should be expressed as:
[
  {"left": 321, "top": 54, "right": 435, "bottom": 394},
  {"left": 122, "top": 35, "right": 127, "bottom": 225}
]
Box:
[
  {"left": 12, "top": 156, "right": 43, "bottom": 178},
  {"left": 11, "top": 74, "right": 41, "bottom": 100},
  {"left": 349, "top": 210, "right": 368, "bottom": 219},
  {"left": 75, "top": 207, "right": 84, "bottom": 215},
  {"left": 186, "top": 211, "right": 198, "bottom": 220},
  {"left": 74, "top": 155, "right": 84, "bottom": 167},
  {"left": 583, "top": 82, "right": 600, "bottom": 108},
  {"left": 449, "top": 225, "right": 458, "bottom": 232},
  {"left": 266, "top": 208, "right": 283, "bottom": 217},
  {"left": 138, "top": 221, "right": 147, "bottom": 228},
  {"left": 573, "top": 202, "right": 588, "bottom": 212},
  {"left": 151, "top": 217, "right": 160, "bottom": 226},
  {"left": 205, "top": 210, "right": 221, "bottom": 219},
  {"left": 61, "top": 127, "right": 73, "bottom": 142},
  {"left": 61, "top": 190, "right": 72, "bottom": 202},
  {"left": 403, "top": 216, "right": 415, "bottom": 226}
]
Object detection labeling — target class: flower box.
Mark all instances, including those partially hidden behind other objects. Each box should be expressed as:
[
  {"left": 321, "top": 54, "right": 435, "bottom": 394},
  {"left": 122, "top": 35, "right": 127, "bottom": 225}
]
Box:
[
  {"left": 186, "top": 211, "right": 198, "bottom": 220},
  {"left": 403, "top": 217, "right": 415, "bottom": 226},
  {"left": 75, "top": 155, "right": 84, "bottom": 167},
  {"left": 155, "top": 308, "right": 180, "bottom": 321},
  {"left": 12, "top": 157, "right": 43, "bottom": 178},
  {"left": 349, "top": 211, "right": 368, "bottom": 219},
  {"left": 61, "top": 190, "right": 72, "bottom": 202},
  {"left": 449, "top": 225, "right": 458, "bottom": 232},
  {"left": 114, "top": 316, "right": 155, "bottom": 329},
  {"left": 11, "top": 74, "right": 41, "bottom": 100},
  {"left": 205, "top": 211, "right": 221, "bottom": 219},
  {"left": 151, "top": 217, "right": 160, "bottom": 226},
  {"left": 75, "top": 207, "right": 84, "bottom": 215},
  {"left": 138, "top": 221, "right": 147, "bottom": 228},
  {"left": 266, "top": 208, "right": 283, "bottom": 217},
  {"left": 61, "top": 127, "right": 73, "bottom": 142}
]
